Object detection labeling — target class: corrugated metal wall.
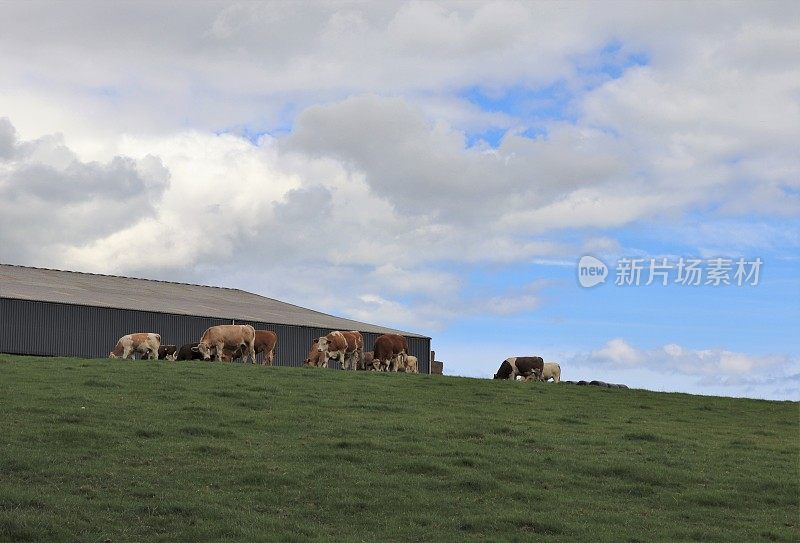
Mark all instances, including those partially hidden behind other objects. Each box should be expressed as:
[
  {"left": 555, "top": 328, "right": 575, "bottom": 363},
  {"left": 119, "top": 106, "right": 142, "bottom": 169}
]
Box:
[{"left": 0, "top": 298, "right": 431, "bottom": 373}]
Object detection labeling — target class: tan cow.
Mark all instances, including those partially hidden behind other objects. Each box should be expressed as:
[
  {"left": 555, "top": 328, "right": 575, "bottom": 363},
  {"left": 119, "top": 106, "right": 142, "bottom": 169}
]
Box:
[
  {"left": 317, "top": 330, "right": 364, "bottom": 370},
  {"left": 373, "top": 333, "right": 408, "bottom": 372},
  {"left": 194, "top": 324, "right": 256, "bottom": 363},
  {"left": 216, "top": 331, "right": 277, "bottom": 364},
  {"left": 109, "top": 333, "right": 161, "bottom": 360},
  {"left": 541, "top": 362, "right": 561, "bottom": 382},
  {"left": 404, "top": 355, "right": 419, "bottom": 373}
]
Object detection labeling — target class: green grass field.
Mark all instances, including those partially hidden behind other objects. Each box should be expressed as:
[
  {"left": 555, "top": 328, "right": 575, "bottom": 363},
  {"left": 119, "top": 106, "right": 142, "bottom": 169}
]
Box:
[{"left": 0, "top": 355, "right": 797, "bottom": 542}]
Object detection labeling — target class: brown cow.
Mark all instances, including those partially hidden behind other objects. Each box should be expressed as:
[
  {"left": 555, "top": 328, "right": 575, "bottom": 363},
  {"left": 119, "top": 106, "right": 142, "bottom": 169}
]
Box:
[
  {"left": 194, "top": 324, "right": 256, "bottom": 363},
  {"left": 372, "top": 333, "right": 408, "bottom": 372},
  {"left": 493, "top": 356, "right": 544, "bottom": 380},
  {"left": 254, "top": 330, "right": 278, "bottom": 366},
  {"left": 109, "top": 333, "right": 161, "bottom": 360},
  {"left": 317, "top": 330, "right": 364, "bottom": 370},
  {"left": 303, "top": 339, "right": 327, "bottom": 367}
]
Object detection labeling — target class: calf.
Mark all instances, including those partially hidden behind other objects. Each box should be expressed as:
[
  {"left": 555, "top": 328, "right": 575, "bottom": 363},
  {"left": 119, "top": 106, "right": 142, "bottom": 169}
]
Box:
[
  {"left": 109, "top": 333, "right": 161, "bottom": 360},
  {"left": 493, "top": 356, "right": 544, "bottom": 380},
  {"left": 303, "top": 339, "right": 327, "bottom": 367},
  {"left": 157, "top": 345, "right": 177, "bottom": 361},
  {"left": 362, "top": 351, "right": 374, "bottom": 371},
  {"left": 541, "top": 362, "right": 561, "bottom": 382}
]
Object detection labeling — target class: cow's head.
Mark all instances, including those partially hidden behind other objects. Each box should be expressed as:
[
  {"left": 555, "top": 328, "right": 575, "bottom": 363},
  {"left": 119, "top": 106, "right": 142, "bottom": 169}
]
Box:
[
  {"left": 316, "top": 336, "right": 330, "bottom": 353},
  {"left": 108, "top": 352, "right": 119, "bottom": 359},
  {"left": 192, "top": 342, "right": 213, "bottom": 360}
]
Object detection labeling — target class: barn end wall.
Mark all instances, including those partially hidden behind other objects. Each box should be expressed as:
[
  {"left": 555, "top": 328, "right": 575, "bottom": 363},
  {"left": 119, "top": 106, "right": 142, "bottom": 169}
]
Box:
[{"left": 0, "top": 298, "right": 431, "bottom": 373}]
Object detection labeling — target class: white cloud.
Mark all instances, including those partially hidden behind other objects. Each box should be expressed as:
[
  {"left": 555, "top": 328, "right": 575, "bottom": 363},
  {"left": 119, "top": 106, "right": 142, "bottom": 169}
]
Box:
[
  {"left": 592, "top": 338, "right": 644, "bottom": 365},
  {"left": 579, "top": 338, "right": 796, "bottom": 384}
]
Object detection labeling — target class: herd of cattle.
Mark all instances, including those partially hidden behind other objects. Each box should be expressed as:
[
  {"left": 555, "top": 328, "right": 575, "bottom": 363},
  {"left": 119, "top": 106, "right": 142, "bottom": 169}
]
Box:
[
  {"left": 108, "top": 324, "right": 419, "bottom": 372},
  {"left": 109, "top": 326, "right": 606, "bottom": 385}
]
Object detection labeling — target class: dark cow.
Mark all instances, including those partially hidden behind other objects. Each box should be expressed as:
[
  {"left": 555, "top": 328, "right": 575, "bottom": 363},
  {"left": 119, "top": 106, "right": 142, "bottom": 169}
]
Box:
[
  {"left": 493, "top": 356, "right": 544, "bottom": 380},
  {"left": 372, "top": 334, "right": 408, "bottom": 372},
  {"left": 175, "top": 342, "right": 204, "bottom": 361},
  {"left": 157, "top": 345, "right": 177, "bottom": 360}
]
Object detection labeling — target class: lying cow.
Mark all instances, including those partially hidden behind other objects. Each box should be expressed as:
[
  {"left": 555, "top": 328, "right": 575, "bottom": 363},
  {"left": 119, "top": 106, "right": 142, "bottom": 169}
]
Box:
[
  {"left": 493, "top": 356, "right": 544, "bottom": 380},
  {"left": 158, "top": 345, "right": 177, "bottom": 361},
  {"left": 109, "top": 333, "right": 161, "bottom": 360},
  {"left": 373, "top": 333, "right": 408, "bottom": 371},
  {"left": 194, "top": 324, "right": 256, "bottom": 364},
  {"left": 175, "top": 342, "right": 204, "bottom": 361},
  {"left": 317, "top": 330, "right": 364, "bottom": 370}
]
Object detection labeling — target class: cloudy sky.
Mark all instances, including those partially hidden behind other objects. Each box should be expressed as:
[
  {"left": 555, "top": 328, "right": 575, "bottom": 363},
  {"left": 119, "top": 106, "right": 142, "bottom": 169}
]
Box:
[{"left": 1, "top": 1, "right": 798, "bottom": 400}]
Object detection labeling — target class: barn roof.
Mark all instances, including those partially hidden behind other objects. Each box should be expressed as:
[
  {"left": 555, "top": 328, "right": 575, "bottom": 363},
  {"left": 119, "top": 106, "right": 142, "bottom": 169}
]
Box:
[{"left": 0, "top": 264, "right": 428, "bottom": 338}]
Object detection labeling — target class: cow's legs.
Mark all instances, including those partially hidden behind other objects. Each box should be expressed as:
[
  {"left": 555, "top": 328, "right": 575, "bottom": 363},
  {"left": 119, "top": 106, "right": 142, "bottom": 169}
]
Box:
[
  {"left": 122, "top": 346, "right": 133, "bottom": 359},
  {"left": 214, "top": 342, "right": 224, "bottom": 362},
  {"left": 246, "top": 342, "right": 256, "bottom": 364}
]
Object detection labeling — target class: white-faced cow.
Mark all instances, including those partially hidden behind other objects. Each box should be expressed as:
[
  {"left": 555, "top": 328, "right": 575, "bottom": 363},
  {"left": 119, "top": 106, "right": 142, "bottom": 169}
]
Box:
[
  {"left": 109, "top": 333, "right": 161, "bottom": 360},
  {"left": 317, "top": 330, "right": 364, "bottom": 370},
  {"left": 194, "top": 325, "right": 256, "bottom": 364},
  {"left": 373, "top": 333, "right": 408, "bottom": 372},
  {"left": 493, "top": 356, "right": 544, "bottom": 380}
]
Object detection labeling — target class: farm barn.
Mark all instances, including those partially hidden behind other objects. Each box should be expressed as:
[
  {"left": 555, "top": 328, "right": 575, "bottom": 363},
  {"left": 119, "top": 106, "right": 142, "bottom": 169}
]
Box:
[{"left": 0, "top": 264, "right": 431, "bottom": 372}]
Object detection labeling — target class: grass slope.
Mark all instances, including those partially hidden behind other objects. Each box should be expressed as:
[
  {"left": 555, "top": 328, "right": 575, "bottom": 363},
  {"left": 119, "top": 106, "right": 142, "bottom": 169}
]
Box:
[{"left": 0, "top": 355, "right": 797, "bottom": 542}]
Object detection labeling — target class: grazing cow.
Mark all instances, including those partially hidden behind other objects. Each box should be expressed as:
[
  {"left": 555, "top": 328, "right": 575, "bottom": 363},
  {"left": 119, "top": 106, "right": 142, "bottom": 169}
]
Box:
[
  {"left": 254, "top": 330, "right": 278, "bottom": 366},
  {"left": 157, "top": 345, "right": 177, "bottom": 361},
  {"left": 541, "top": 362, "right": 561, "bottom": 383},
  {"left": 303, "top": 339, "right": 327, "bottom": 367},
  {"left": 317, "top": 330, "right": 364, "bottom": 370},
  {"left": 493, "top": 356, "right": 544, "bottom": 380},
  {"left": 175, "top": 343, "right": 204, "bottom": 361},
  {"left": 109, "top": 333, "right": 161, "bottom": 360},
  {"left": 194, "top": 324, "right": 256, "bottom": 363},
  {"left": 373, "top": 334, "right": 409, "bottom": 372},
  {"left": 363, "top": 351, "right": 374, "bottom": 371}
]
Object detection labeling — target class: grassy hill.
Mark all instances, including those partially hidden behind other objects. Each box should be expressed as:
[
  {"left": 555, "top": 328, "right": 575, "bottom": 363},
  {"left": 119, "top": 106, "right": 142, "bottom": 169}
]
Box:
[{"left": 0, "top": 355, "right": 797, "bottom": 542}]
